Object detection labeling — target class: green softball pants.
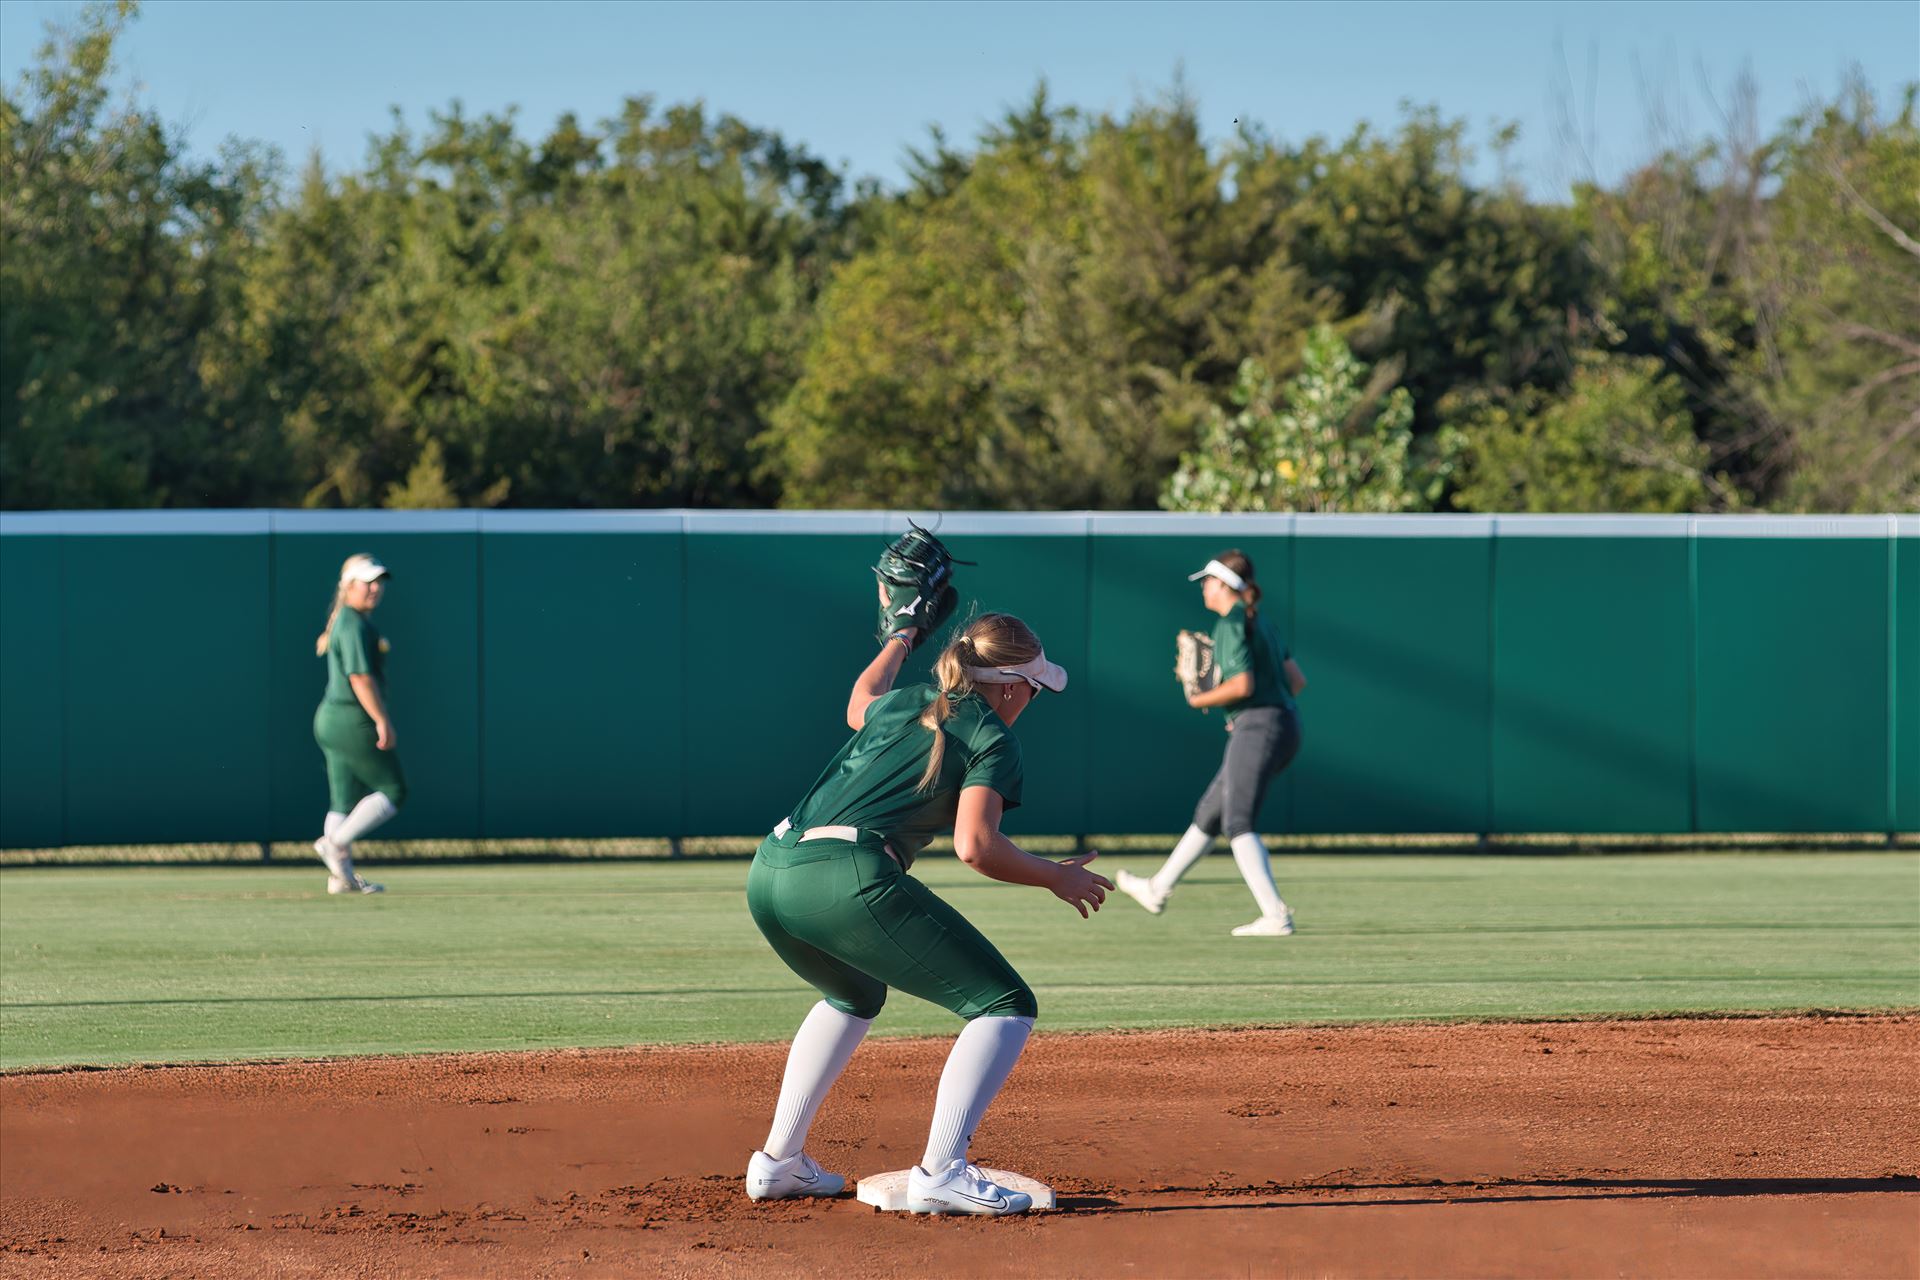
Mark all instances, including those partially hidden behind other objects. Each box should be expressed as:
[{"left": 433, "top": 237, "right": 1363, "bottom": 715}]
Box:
[
  {"left": 313, "top": 703, "right": 409, "bottom": 812},
  {"left": 746, "top": 834, "right": 1036, "bottom": 1023}
]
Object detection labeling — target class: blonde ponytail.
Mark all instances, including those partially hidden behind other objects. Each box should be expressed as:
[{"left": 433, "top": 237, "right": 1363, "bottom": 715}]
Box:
[
  {"left": 916, "top": 642, "right": 978, "bottom": 793},
  {"left": 315, "top": 583, "right": 348, "bottom": 656},
  {"left": 916, "top": 612, "right": 1045, "bottom": 793}
]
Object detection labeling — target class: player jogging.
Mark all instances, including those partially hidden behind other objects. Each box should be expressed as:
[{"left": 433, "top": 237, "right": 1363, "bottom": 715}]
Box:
[
  {"left": 744, "top": 609, "right": 1111, "bottom": 1217},
  {"left": 308, "top": 554, "right": 404, "bottom": 895},
  {"left": 1116, "top": 550, "right": 1307, "bottom": 936}
]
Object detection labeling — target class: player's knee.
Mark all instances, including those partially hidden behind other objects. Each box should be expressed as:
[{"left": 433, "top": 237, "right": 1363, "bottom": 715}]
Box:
[
  {"left": 1222, "top": 804, "right": 1260, "bottom": 840},
  {"left": 830, "top": 990, "right": 887, "bottom": 1021},
  {"left": 380, "top": 780, "right": 407, "bottom": 809},
  {"left": 972, "top": 982, "right": 1037, "bottom": 1021}
]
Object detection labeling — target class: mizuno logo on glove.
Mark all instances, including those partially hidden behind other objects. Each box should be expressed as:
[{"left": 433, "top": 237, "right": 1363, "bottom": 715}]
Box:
[{"left": 873, "top": 521, "right": 967, "bottom": 651}]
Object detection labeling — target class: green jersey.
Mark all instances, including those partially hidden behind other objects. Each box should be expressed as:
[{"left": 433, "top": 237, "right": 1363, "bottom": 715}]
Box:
[
  {"left": 322, "top": 608, "right": 385, "bottom": 709},
  {"left": 786, "top": 684, "right": 1024, "bottom": 869},
  {"left": 1213, "top": 602, "right": 1293, "bottom": 723}
]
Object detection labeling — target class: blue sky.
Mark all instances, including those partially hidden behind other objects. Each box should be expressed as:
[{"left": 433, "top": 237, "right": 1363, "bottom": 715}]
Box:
[{"left": 2, "top": 0, "right": 1914, "bottom": 197}]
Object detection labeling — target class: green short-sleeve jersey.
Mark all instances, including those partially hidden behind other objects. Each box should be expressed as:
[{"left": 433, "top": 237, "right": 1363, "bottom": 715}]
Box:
[
  {"left": 322, "top": 608, "right": 385, "bottom": 708},
  {"left": 786, "top": 684, "right": 1024, "bottom": 869},
  {"left": 1211, "top": 602, "right": 1293, "bottom": 722}
]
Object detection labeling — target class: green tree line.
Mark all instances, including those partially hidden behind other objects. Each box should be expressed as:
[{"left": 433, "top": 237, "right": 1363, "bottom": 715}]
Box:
[{"left": 4, "top": 3, "right": 1915, "bottom": 512}]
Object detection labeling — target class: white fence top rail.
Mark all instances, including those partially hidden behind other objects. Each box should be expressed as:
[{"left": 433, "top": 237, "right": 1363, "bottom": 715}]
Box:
[{"left": 0, "top": 510, "right": 1908, "bottom": 537}]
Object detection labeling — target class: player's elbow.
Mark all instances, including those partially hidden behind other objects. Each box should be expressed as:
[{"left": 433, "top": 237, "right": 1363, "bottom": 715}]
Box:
[{"left": 952, "top": 829, "right": 990, "bottom": 868}]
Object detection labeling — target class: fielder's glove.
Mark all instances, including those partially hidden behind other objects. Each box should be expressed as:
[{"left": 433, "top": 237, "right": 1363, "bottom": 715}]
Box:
[
  {"left": 874, "top": 522, "right": 964, "bottom": 650},
  {"left": 1174, "top": 629, "right": 1218, "bottom": 699}
]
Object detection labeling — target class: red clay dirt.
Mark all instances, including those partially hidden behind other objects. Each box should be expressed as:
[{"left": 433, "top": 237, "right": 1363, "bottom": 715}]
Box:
[{"left": 2, "top": 1016, "right": 1915, "bottom": 1279}]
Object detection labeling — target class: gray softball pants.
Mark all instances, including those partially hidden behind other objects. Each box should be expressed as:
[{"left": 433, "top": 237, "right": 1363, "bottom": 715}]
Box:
[{"left": 1192, "top": 704, "right": 1302, "bottom": 839}]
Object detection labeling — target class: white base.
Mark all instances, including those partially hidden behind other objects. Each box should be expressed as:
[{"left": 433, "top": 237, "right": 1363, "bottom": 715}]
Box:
[{"left": 855, "top": 1168, "right": 1056, "bottom": 1212}]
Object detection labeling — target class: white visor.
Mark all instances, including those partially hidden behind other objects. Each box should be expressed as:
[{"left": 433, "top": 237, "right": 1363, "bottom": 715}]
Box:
[
  {"left": 964, "top": 651, "right": 1069, "bottom": 693},
  {"left": 1187, "top": 559, "right": 1245, "bottom": 591},
  {"left": 341, "top": 557, "right": 391, "bottom": 584}
]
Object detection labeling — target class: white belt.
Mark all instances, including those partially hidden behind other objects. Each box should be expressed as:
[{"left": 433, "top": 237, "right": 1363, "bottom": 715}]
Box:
[
  {"left": 772, "top": 818, "right": 901, "bottom": 866},
  {"left": 773, "top": 818, "right": 860, "bottom": 843}
]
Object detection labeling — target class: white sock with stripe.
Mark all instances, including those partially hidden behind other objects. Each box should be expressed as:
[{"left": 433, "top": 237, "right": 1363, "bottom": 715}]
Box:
[
  {"left": 323, "top": 812, "right": 346, "bottom": 842},
  {"left": 920, "top": 1014, "right": 1033, "bottom": 1171},
  {"left": 332, "top": 791, "right": 398, "bottom": 848},
  {"left": 1229, "top": 832, "right": 1288, "bottom": 919},
  {"left": 1148, "top": 825, "right": 1214, "bottom": 897},
  {"left": 763, "top": 1001, "right": 872, "bottom": 1160}
]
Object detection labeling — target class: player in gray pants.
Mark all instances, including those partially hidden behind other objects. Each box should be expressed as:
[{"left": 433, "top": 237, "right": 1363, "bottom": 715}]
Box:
[{"left": 1116, "top": 550, "right": 1307, "bottom": 936}]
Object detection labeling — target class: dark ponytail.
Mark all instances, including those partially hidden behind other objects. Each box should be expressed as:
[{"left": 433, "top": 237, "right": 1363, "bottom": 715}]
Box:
[{"left": 1216, "top": 549, "right": 1260, "bottom": 641}]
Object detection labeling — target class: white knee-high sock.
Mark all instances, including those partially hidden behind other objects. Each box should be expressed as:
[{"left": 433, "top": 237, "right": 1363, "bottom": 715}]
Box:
[
  {"left": 1229, "top": 832, "right": 1288, "bottom": 919},
  {"left": 332, "top": 792, "right": 398, "bottom": 847},
  {"left": 920, "top": 1015, "right": 1033, "bottom": 1171},
  {"left": 323, "top": 812, "right": 346, "bottom": 841},
  {"left": 1149, "top": 825, "right": 1214, "bottom": 897},
  {"left": 762, "top": 1001, "right": 873, "bottom": 1160}
]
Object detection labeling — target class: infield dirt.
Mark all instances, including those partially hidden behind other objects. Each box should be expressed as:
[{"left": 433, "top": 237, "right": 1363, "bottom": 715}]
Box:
[{"left": 2, "top": 1016, "right": 1914, "bottom": 1278}]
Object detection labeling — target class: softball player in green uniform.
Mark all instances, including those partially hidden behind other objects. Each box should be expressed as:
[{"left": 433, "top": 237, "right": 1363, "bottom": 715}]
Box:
[
  {"left": 1116, "top": 550, "right": 1307, "bottom": 935},
  {"left": 744, "top": 612, "right": 1111, "bottom": 1216},
  {"left": 309, "top": 554, "right": 405, "bottom": 895}
]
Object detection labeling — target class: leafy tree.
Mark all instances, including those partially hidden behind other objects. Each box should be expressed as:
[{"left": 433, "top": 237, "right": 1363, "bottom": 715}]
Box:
[
  {"left": 0, "top": 1, "right": 282, "bottom": 508},
  {"left": 1230, "top": 110, "right": 1590, "bottom": 433},
  {"left": 1740, "top": 81, "right": 1920, "bottom": 512},
  {"left": 1163, "top": 325, "right": 1454, "bottom": 513},
  {"left": 1566, "top": 74, "right": 1918, "bottom": 512},
  {"left": 767, "top": 88, "right": 1256, "bottom": 509},
  {"left": 223, "top": 96, "right": 844, "bottom": 508},
  {"left": 1448, "top": 354, "right": 1717, "bottom": 513},
  {"left": 493, "top": 102, "right": 825, "bottom": 507},
  {"left": 2, "top": 8, "right": 1910, "bottom": 516}
]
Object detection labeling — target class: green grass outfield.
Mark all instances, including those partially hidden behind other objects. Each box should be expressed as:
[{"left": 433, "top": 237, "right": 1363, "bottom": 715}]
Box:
[{"left": 2, "top": 852, "right": 1915, "bottom": 1071}]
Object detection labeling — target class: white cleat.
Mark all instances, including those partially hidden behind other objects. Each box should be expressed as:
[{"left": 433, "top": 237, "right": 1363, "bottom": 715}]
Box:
[
  {"left": 1114, "top": 870, "right": 1167, "bottom": 915},
  {"left": 746, "top": 1149, "right": 845, "bottom": 1201},
  {"left": 313, "top": 836, "right": 353, "bottom": 879},
  {"left": 1231, "top": 908, "right": 1294, "bottom": 937},
  {"left": 316, "top": 838, "right": 382, "bottom": 894},
  {"left": 907, "top": 1159, "right": 1034, "bottom": 1216},
  {"left": 328, "top": 874, "right": 385, "bottom": 895}
]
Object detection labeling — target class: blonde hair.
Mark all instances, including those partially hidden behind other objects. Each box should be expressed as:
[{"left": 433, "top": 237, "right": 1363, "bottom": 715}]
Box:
[
  {"left": 916, "top": 612, "right": 1044, "bottom": 793},
  {"left": 315, "top": 553, "right": 382, "bottom": 656}
]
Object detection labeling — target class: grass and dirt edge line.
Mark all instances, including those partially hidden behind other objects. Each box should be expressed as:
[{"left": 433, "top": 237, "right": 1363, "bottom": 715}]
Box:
[{"left": 6, "top": 1007, "right": 1912, "bottom": 1078}]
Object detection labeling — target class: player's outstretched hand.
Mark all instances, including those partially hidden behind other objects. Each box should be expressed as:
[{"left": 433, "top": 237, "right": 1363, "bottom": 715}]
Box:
[{"left": 1051, "top": 851, "right": 1114, "bottom": 918}]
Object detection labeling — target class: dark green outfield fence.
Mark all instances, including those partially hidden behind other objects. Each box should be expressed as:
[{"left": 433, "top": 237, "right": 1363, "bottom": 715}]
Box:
[{"left": 0, "top": 511, "right": 1913, "bottom": 848}]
